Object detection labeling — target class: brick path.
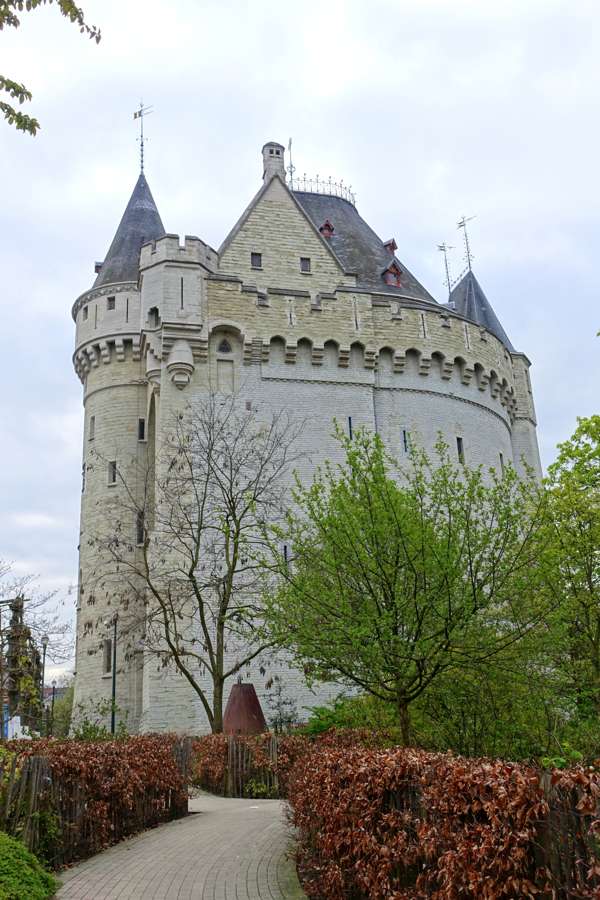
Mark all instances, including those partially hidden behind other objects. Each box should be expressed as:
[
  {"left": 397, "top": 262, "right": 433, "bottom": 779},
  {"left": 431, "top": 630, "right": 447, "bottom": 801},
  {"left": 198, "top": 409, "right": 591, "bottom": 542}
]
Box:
[{"left": 57, "top": 793, "right": 305, "bottom": 899}]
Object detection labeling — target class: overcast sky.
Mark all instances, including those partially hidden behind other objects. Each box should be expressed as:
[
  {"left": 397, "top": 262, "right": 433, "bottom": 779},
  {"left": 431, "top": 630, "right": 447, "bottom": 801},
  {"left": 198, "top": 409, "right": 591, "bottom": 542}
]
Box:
[{"left": 1, "top": 0, "right": 598, "bottom": 674}]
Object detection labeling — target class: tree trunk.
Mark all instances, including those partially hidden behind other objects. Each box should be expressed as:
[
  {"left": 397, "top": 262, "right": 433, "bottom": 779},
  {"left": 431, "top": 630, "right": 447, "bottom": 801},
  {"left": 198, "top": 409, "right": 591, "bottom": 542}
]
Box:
[
  {"left": 398, "top": 698, "right": 411, "bottom": 745},
  {"left": 212, "top": 678, "right": 224, "bottom": 733}
]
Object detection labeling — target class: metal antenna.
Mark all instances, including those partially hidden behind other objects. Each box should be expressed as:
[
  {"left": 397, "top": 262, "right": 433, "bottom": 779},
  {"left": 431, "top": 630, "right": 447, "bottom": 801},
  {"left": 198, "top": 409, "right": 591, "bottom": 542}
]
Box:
[
  {"left": 287, "top": 137, "right": 296, "bottom": 189},
  {"left": 457, "top": 215, "right": 476, "bottom": 271},
  {"left": 133, "top": 101, "right": 153, "bottom": 173},
  {"left": 437, "top": 242, "right": 454, "bottom": 298}
]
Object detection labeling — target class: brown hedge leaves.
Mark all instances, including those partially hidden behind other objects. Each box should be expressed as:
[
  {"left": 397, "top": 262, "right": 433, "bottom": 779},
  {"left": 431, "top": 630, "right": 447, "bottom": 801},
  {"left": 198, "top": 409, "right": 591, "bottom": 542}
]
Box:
[{"left": 285, "top": 743, "right": 600, "bottom": 899}]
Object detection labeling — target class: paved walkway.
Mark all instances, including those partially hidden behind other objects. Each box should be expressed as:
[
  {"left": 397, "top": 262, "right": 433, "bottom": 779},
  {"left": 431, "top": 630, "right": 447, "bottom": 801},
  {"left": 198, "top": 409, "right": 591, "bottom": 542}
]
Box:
[{"left": 57, "top": 793, "right": 305, "bottom": 899}]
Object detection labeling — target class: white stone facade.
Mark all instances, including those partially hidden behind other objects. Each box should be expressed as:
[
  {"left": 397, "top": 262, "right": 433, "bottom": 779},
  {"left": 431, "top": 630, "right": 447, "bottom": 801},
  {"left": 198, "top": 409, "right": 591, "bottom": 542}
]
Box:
[{"left": 71, "top": 143, "right": 542, "bottom": 734}]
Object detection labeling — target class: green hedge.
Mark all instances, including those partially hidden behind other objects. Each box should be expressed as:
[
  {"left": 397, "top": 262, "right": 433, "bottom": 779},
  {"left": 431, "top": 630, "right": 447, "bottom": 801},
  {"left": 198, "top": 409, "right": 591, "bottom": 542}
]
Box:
[{"left": 0, "top": 832, "right": 56, "bottom": 900}]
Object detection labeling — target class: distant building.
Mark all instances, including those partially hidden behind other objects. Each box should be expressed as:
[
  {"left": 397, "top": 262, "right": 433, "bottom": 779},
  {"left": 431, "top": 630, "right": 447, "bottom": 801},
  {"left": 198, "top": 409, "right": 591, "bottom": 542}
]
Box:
[{"left": 72, "top": 141, "right": 542, "bottom": 734}]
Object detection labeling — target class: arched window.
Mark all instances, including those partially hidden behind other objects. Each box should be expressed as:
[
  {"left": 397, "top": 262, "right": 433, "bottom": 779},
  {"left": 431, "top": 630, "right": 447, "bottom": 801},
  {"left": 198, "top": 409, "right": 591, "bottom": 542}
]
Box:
[{"left": 218, "top": 338, "right": 232, "bottom": 354}]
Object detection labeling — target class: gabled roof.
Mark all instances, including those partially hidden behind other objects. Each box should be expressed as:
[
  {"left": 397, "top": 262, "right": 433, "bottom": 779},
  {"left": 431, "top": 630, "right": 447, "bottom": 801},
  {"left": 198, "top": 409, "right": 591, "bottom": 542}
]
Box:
[
  {"left": 448, "top": 270, "right": 515, "bottom": 352},
  {"left": 218, "top": 174, "right": 348, "bottom": 275},
  {"left": 293, "top": 191, "right": 435, "bottom": 303},
  {"left": 93, "top": 173, "right": 165, "bottom": 288}
]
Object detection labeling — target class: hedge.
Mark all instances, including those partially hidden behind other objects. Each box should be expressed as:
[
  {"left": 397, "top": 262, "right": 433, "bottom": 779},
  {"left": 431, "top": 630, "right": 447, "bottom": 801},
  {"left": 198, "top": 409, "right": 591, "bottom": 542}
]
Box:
[
  {"left": 286, "top": 743, "right": 600, "bottom": 899},
  {"left": 1, "top": 735, "right": 189, "bottom": 866}
]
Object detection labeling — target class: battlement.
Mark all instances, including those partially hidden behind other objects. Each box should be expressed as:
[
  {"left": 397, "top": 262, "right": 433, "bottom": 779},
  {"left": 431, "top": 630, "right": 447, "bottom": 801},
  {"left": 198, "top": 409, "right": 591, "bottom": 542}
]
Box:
[{"left": 140, "top": 234, "right": 218, "bottom": 271}]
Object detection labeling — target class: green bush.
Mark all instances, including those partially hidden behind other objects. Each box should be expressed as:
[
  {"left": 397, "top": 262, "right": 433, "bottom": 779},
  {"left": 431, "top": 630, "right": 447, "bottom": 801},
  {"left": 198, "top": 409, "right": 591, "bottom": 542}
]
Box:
[{"left": 0, "top": 832, "right": 56, "bottom": 900}]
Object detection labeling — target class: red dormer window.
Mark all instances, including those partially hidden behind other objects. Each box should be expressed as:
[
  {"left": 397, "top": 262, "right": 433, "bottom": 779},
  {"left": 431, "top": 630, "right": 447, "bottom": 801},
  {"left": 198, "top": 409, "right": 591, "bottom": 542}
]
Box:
[
  {"left": 319, "top": 219, "right": 334, "bottom": 239},
  {"left": 383, "top": 262, "right": 403, "bottom": 287},
  {"left": 384, "top": 238, "right": 398, "bottom": 254}
]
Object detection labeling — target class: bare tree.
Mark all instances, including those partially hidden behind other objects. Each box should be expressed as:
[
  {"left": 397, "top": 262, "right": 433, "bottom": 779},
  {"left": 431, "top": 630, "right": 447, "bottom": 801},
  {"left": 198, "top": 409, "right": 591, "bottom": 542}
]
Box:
[{"left": 90, "top": 395, "right": 304, "bottom": 733}]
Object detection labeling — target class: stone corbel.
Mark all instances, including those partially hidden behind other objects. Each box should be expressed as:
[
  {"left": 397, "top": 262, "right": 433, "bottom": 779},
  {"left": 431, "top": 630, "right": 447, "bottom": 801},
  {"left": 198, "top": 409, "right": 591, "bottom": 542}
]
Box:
[
  {"left": 312, "top": 345, "right": 324, "bottom": 366},
  {"left": 338, "top": 346, "right": 350, "bottom": 368},
  {"left": 364, "top": 348, "right": 377, "bottom": 370},
  {"left": 166, "top": 340, "right": 194, "bottom": 390},
  {"left": 477, "top": 371, "right": 490, "bottom": 391},
  {"left": 284, "top": 341, "right": 297, "bottom": 365},
  {"left": 441, "top": 360, "right": 454, "bottom": 380},
  {"left": 115, "top": 338, "right": 125, "bottom": 362},
  {"left": 461, "top": 366, "right": 474, "bottom": 386},
  {"left": 393, "top": 352, "right": 406, "bottom": 373},
  {"left": 419, "top": 356, "right": 431, "bottom": 376}
]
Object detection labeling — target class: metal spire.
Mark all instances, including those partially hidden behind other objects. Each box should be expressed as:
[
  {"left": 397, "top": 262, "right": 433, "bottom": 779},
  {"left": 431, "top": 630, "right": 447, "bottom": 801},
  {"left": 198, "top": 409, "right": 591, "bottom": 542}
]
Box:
[
  {"left": 287, "top": 137, "right": 295, "bottom": 188},
  {"left": 437, "top": 242, "right": 454, "bottom": 298},
  {"left": 457, "top": 215, "right": 476, "bottom": 272},
  {"left": 133, "top": 101, "right": 153, "bottom": 173}
]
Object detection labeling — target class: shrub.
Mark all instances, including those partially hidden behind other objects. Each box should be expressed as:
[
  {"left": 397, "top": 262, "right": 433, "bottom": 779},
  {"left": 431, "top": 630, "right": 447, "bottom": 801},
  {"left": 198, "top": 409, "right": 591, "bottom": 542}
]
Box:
[
  {"left": 3, "top": 735, "right": 188, "bottom": 866},
  {"left": 0, "top": 832, "right": 56, "bottom": 900},
  {"left": 287, "top": 744, "right": 600, "bottom": 899}
]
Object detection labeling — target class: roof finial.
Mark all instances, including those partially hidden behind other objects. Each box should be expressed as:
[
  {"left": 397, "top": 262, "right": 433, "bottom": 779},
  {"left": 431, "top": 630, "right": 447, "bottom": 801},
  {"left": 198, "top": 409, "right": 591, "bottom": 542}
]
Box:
[
  {"left": 287, "top": 137, "right": 295, "bottom": 188},
  {"left": 457, "top": 215, "right": 476, "bottom": 272},
  {"left": 133, "top": 101, "right": 153, "bottom": 173},
  {"left": 437, "top": 242, "right": 454, "bottom": 299}
]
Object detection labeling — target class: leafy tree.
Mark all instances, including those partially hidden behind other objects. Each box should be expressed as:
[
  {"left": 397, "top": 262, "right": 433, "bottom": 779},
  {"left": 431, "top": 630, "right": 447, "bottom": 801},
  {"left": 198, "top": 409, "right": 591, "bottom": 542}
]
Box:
[
  {"left": 263, "top": 428, "right": 554, "bottom": 744},
  {"left": 89, "top": 396, "right": 303, "bottom": 733},
  {"left": 545, "top": 415, "right": 600, "bottom": 713},
  {"left": 1, "top": 1, "right": 100, "bottom": 135},
  {"left": 50, "top": 676, "right": 73, "bottom": 737}
]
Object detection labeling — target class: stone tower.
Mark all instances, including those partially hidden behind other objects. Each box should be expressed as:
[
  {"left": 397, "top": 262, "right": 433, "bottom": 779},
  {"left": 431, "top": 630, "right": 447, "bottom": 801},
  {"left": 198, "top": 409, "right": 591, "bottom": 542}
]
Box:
[{"left": 72, "top": 142, "right": 542, "bottom": 734}]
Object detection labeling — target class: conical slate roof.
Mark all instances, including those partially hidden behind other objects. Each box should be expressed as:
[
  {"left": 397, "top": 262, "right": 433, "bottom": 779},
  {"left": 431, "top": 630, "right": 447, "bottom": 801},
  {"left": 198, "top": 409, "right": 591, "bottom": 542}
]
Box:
[
  {"left": 93, "top": 173, "right": 165, "bottom": 288},
  {"left": 449, "top": 270, "right": 515, "bottom": 352},
  {"left": 293, "top": 192, "right": 435, "bottom": 303}
]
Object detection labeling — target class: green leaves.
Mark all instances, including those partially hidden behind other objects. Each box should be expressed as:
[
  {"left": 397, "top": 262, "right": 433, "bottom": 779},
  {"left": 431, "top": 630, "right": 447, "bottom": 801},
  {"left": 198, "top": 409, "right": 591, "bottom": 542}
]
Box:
[
  {"left": 0, "top": 1, "right": 101, "bottom": 135},
  {"left": 264, "top": 428, "right": 552, "bottom": 741}
]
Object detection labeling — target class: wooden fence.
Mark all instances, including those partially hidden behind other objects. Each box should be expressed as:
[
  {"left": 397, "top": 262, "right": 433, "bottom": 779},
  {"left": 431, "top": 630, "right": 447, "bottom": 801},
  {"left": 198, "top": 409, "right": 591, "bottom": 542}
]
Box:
[
  {"left": 225, "top": 734, "right": 279, "bottom": 798},
  {"left": 0, "top": 739, "right": 192, "bottom": 867}
]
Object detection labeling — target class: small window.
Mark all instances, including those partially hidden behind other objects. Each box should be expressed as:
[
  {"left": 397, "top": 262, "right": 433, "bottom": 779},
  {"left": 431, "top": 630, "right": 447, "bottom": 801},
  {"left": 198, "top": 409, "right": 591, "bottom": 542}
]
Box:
[
  {"left": 103, "top": 638, "right": 112, "bottom": 674},
  {"left": 251, "top": 252, "right": 262, "bottom": 269},
  {"left": 499, "top": 452, "right": 505, "bottom": 475},
  {"left": 136, "top": 511, "right": 145, "bottom": 546},
  {"left": 82, "top": 306, "right": 88, "bottom": 321},
  {"left": 148, "top": 307, "right": 160, "bottom": 328},
  {"left": 81, "top": 462, "right": 86, "bottom": 494},
  {"left": 402, "top": 429, "right": 410, "bottom": 453},
  {"left": 283, "top": 544, "right": 289, "bottom": 567},
  {"left": 300, "top": 257, "right": 311, "bottom": 274},
  {"left": 89, "top": 415, "right": 95, "bottom": 441},
  {"left": 348, "top": 416, "right": 353, "bottom": 439},
  {"left": 218, "top": 338, "right": 232, "bottom": 354},
  {"left": 456, "top": 437, "right": 465, "bottom": 465},
  {"left": 108, "top": 460, "right": 117, "bottom": 484},
  {"left": 107, "top": 296, "right": 116, "bottom": 311},
  {"left": 138, "top": 418, "right": 146, "bottom": 441}
]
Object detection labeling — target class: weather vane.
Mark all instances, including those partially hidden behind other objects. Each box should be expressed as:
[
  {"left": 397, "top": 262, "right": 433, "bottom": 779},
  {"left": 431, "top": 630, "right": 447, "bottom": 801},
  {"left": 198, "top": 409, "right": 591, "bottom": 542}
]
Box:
[
  {"left": 287, "top": 137, "right": 296, "bottom": 189},
  {"left": 133, "top": 101, "right": 153, "bottom": 173},
  {"left": 457, "top": 215, "right": 476, "bottom": 271},
  {"left": 437, "top": 242, "right": 454, "bottom": 297}
]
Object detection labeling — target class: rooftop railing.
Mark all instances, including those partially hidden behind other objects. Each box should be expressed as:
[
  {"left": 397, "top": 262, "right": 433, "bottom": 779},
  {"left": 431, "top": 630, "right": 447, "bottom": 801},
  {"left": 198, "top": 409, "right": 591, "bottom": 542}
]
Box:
[{"left": 290, "top": 173, "right": 356, "bottom": 206}]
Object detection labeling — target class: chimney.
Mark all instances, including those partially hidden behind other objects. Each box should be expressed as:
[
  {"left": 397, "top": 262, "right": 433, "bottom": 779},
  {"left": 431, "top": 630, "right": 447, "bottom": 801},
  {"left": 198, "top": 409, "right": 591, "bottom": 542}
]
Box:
[{"left": 262, "top": 141, "right": 286, "bottom": 182}]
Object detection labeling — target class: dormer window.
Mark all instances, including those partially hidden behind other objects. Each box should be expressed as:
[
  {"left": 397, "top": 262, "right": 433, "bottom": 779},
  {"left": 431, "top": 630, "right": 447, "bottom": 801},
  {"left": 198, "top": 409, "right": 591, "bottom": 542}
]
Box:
[
  {"left": 383, "top": 262, "right": 403, "bottom": 287},
  {"left": 384, "top": 238, "right": 398, "bottom": 254},
  {"left": 319, "top": 219, "right": 334, "bottom": 239}
]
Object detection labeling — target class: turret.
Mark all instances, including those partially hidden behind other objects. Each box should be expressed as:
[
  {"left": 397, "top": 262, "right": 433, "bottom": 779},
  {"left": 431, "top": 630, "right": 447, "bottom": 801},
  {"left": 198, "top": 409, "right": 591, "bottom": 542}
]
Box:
[
  {"left": 449, "top": 270, "right": 541, "bottom": 479},
  {"left": 72, "top": 172, "right": 166, "bottom": 733}
]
